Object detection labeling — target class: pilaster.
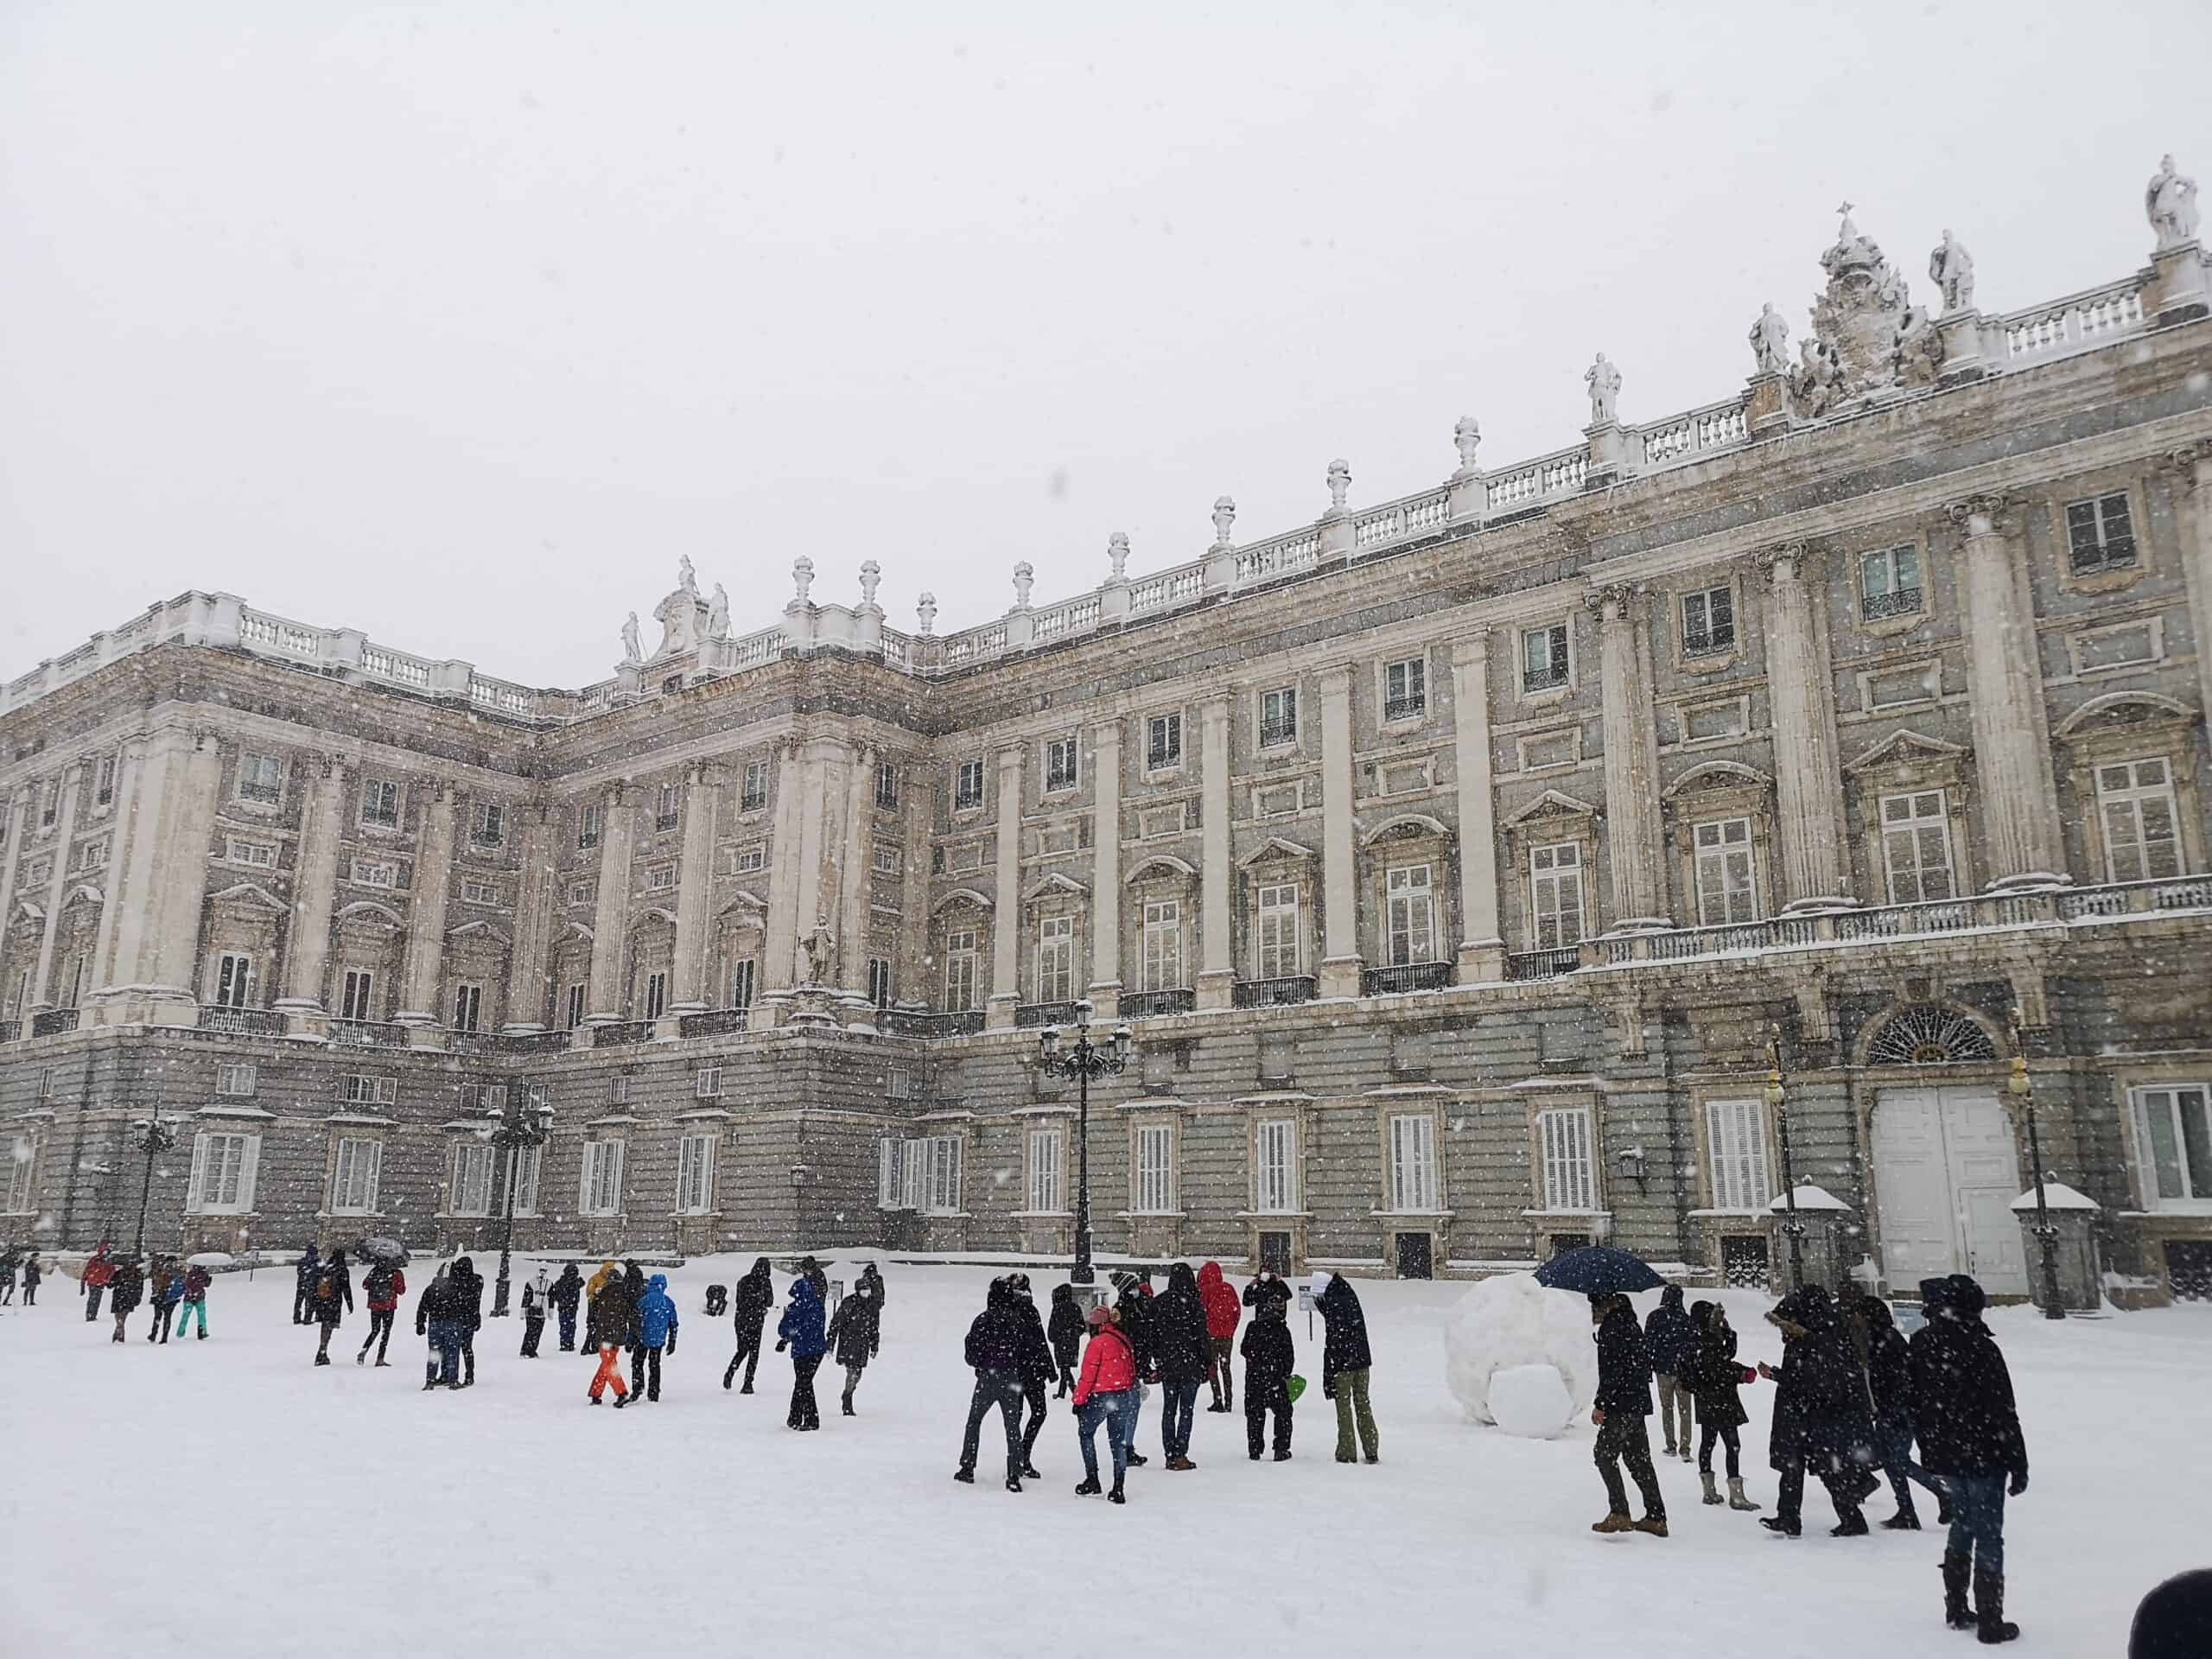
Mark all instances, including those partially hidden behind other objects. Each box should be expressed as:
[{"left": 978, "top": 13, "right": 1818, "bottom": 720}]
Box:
[
  {"left": 1450, "top": 635, "right": 1505, "bottom": 982},
  {"left": 1317, "top": 664, "right": 1361, "bottom": 997},
  {"left": 988, "top": 743, "right": 1023, "bottom": 1029},
  {"left": 0, "top": 787, "right": 29, "bottom": 995},
  {"left": 2163, "top": 446, "right": 2212, "bottom": 737},
  {"left": 835, "top": 745, "right": 872, "bottom": 1003},
  {"left": 1758, "top": 544, "right": 1852, "bottom": 909},
  {"left": 502, "top": 804, "right": 557, "bottom": 1033},
  {"left": 276, "top": 755, "right": 347, "bottom": 1039},
  {"left": 85, "top": 734, "right": 147, "bottom": 1014},
  {"left": 670, "top": 763, "right": 719, "bottom": 1014},
  {"left": 28, "top": 761, "right": 85, "bottom": 1008},
  {"left": 1087, "top": 718, "right": 1122, "bottom": 1019},
  {"left": 133, "top": 730, "right": 221, "bottom": 1025},
  {"left": 395, "top": 783, "right": 457, "bottom": 1026},
  {"left": 1196, "top": 696, "right": 1233, "bottom": 1010},
  {"left": 586, "top": 783, "right": 638, "bottom": 1020},
  {"left": 1592, "top": 585, "right": 1669, "bottom": 929},
  {"left": 763, "top": 741, "right": 804, "bottom": 991}
]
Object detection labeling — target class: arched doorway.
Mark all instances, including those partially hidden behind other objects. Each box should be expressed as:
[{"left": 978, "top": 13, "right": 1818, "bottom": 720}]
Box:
[{"left": 1866, "top": 1006, "right": 2027, "bottom": 1294}]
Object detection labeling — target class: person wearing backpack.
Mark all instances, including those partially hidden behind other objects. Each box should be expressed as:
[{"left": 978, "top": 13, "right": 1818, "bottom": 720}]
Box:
[
  {"left": 1240, "top": 1291, "right": 1296, "bottom": 1460},
  {"left": 106, "top": 1255, "right": 144, "bottom": 1344},
  {"left": 172, "top": 1262, "right": 211, "bottom": 1338},
  {"left": 359, "top": 1258, "right": 406, "bottom": 1366},
  {"left": 293, "top": 1246, "right": 321, "bottom": 1325},
  {"left": 146, "top": 1256, "right": 181, "bottom": 1342},
  {"left": 1047, "top": 1283, "right": 1086, "bottom": 1399},
  {"left": 308, "top": 1247, "right": 355, "bottom": 1365},
  {"left": 631, "top": 1274, "right": 679, "bottom": 1402}
]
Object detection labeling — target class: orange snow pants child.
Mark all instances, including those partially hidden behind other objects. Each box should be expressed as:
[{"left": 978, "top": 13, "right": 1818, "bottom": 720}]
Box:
[{"left": 590, "top": 1343, "right": 631, "bottom": 1402}]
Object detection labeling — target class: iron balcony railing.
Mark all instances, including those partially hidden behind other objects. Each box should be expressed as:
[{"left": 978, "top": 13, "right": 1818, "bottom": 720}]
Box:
[
  {"left": 29, "top": 1009, "right": 80, "bottom": 1038},
  {"left": 1362, "top": 962, "right": 1452, "bottom": 995},
  {"left": 196, "top": 1007, "right": 280, "bottom": 1037},
  {"left": 1859, "top": 587, "right": 1923, "bottom": 621},
  {"left": 1016, "top": 1001, "right": 1081, "bottom": 1029},
  {"left": 678, "top": 1007, "right": 751, "bottom": 1039},
  {"left": 591, "top": 1020, "right": 656, "bottom": 1049},
  {"left": 1233, "top": 976, "right": 1318, "bottom": 1008},
  {"left": 1121, "top": 988, "right": 1195, "bottom": 1019},
  {"left": 1507, "top": 947, "right": 1581, "bottom": 982},
  {"left": 328, "top": 1019, "right": 404, "bottom": 1049}
]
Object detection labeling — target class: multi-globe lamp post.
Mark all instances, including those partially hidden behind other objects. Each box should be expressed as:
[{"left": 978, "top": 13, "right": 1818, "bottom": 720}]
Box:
[
  {"left": 1036, "top": 1000, "right": 1134, "bottom": 1287},
  {"left": 1764, "top": 1023, "right": 1806, "bottom": 1291},
  {"left": 483, "top": 1083, "right": 555, "bottom": 1319},
  {"left": 2009, "top": 1007, "right": 2068, "bottom": 1321},
  {"left": 127, "top": 1116, "right": 181, "bottom": 1258}
]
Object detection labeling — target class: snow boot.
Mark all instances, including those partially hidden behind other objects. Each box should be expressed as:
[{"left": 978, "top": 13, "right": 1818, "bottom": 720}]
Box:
[
  {"left": 1107, "top": 1482, "right": 1125, "bottom": 1504},
  {"left": 613, "top": 1393, "right": 630, "bottom": 1409},
  {"left": 1830, "top": 1512, "right": 1870, "bottom": 1538},
  {"left": 1942, "top": 1554, "right": 1975, "bottom": 1631},
  {"left": 952, "top": 1468, "right": 976, "bottom": 1484},
  {"left": 1631, "top": 1515, "right": 1669, "bottom": 1538},
  {"left": 842, "top": 1402, "right": 855, "bottom": 1417},
  {"left": 1880, "top": 1507, "right": 1922, "bottom": 1530},
  {"left": 1760, "top": 1515, "right": 1801, "bottom": 1537},
  {"left": 1661, "top": 1436, "right": 1677, "bottom": 1457},
  {"left": 374, "top": 1357, "right": 391, "bottom": 1368},
  {"left": 1074, "top": 1477, "right": 1102, "bottom": 1497},
  {"left": 1021, "top": 1462, "right": 1041, "bottom": 1479},
  {"left": 1591, "top": 1512, "right": 1633, "bottom": 1535},
  {"left": 1125, "top": 1451, "right": 1148, "bottom": 1467},
  {"left": 315, "top": 1353, "right": 330, "bottom": 1366},
  {"left": 1005, "top": 1477, "right": 1023, "bottom": 1494},
  {"left": 1974, "top": 1569, "right": 2018, "bottom": 1643},
  {"left": 1727, "top": 1478, "right": 1760, "bottom": 1512},
  {"left": 1274, "top": 1450, "right": 1292, "bottom": 1462},
  {"left": 1678, "top": 1444, "right": 1694, "bottom": 1464},
  {"left": 1700, "top": 1471, "right": 1722, "bottom": 1506}
]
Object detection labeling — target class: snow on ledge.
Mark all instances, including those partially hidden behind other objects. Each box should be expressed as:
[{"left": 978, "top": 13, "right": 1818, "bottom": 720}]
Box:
[{"left": 2009, "top": 1181, "right": 2101, "bottom": 1211}]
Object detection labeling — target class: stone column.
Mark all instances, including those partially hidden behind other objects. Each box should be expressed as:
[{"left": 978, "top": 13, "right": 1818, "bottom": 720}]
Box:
[
  {"left": 395, "top": 785, "right": 457, "bottom": 1029},
  {"left": 1088, "top": 718, "right": 1122, "bottom": 1019},
  {"left": 86, "top": 734, "right": 148, "bottom": 1011},
  {"left": 791, "top": 740, "right": 833, "bottom": 979},
  {"left": 2165, "top": 446, "right": 2212, "bottom": 736},
  {"left": 136, "top": 731, "right": 221, "bottom": 1023},
  {"left": 502, "top": 803, "right": 557, "bottom": 1033},
  {"left": 1757, "top": 545, "right": 1851, "bottom": 908},
  {"left": 586, "top": 783, "right": 638, "bottom": 1020},
  {"left": 836, "top": 744, "right": 873, "bottom": 1018},
  {"left": 762, "top": 740, "right": 805, "bottom": 996},
  {"left": 28, "top": 762, "right": 85, "bottom": 1008},
  {"left": 1196, "top": 697, "right": 1234, "bottom": 1011},
  {"left": 0, "top": 786, "right": 30, "bottom": 1001},
  {"left": 1317, "top": 665, "right": 1361, "bottom": 997},
  {"left": 896, "top": 768, "right": 933, "bottom": 1008},
  {"left": 1592, "top": 585, "right": 1669, "bottom": 928},
  {"left": 1949, "top": 497, "right": 2066, "bottom": 888},
  {"left": 669, "top": 763, "right": 719, "bottom": 1017},
  {"left": 1450, "top": 635, "right": 1505, "bottom": 982},
  {"left": 276, "top": 756, "right": 348, "bottom": 1036},
  {"left": 987, "top": 743, "right": 1023, "bottom": 1029}
]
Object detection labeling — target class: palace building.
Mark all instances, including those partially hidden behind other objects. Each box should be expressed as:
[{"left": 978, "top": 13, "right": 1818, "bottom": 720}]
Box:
[{"left": 4, "top": 168, "right": 2210, "bottom": 1301}]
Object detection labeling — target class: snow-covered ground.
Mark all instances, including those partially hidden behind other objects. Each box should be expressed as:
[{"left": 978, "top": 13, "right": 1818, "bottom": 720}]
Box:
[{"left": 3, "top": 1257, "right": 2201, "bottom": 1657}]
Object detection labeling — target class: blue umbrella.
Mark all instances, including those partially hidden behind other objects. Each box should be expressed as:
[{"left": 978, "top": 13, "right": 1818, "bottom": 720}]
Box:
[{"left": 1533, "top": 1246, "right": 1665, "bottom": 1297}]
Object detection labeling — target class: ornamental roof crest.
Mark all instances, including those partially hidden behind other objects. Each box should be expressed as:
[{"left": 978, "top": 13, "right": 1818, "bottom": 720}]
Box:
[{"left": 1789, "top": 204, "right": 1940, "bottom": 418}]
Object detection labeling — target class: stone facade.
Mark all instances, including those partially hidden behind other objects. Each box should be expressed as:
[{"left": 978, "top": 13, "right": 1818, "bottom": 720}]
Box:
[{"left": 5, "top": 174, "right": 2212, "bottom": 1300}]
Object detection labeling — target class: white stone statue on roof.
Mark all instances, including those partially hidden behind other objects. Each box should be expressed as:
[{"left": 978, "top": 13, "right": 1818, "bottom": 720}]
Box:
[
  {"left": 1584, "top": 353, "right": 1621, "bottom": 426},
  {"left": 2146, "top": 154, "right": 2200, "bottom": 251},
  {"left": 620, "top": 612, "right": 644, "bottom": 664},
  {"left": 707, "top": 583, "right": 730, "bottom": 640},
  {"left": 1928, "top": 229, "right": 1975, "bottom": 315},
  {"left": 1748, "top": 303, "right": 1790, "bottom": 377},
  {"left": 677, "top": 554, "right": 697, "bottom": 594}
]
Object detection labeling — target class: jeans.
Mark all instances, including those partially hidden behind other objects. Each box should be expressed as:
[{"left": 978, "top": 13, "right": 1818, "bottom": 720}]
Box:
[
  {"left": 632, "top": 1343, "right": 664, "bottom": 1401},
  {"left": 1654, "top": 1373, "right": 1692, "bottom": 1449},
  {"left": 1160, "top": 1376, "right": 1202, "bottom": 1459},
  {"left": 1876, "top": 1423, "right": 1945, "bottom": 1516},
  {"left": 1208, "top": 1336, "right": 1236, "bottom": 1408},
  {"left": 556, "top": 1306, "right": 576, "bottom": 1350},
  {"left": 1019, "top": 1377, "right": 1047, "bottom": 1462},
  {"left": 360, "top": 1308, "right": 397, "bottom": 1362},
  {"left": 788, "top": 1352, "right": 823, "bottom": 1428},
  {"left": 150, "top": 1300, "right": 175, "bottom": 1341},
  {"left": 1077, "top": 1389, "right": 1136, "bottom": 1486},
  {"left": 1697, "top": 1421, "right": 1741, "bottom": 1478},
  {"left": 1332, "top": 1368, "right": 1379, "bottom": 1461},
  {"left": 427, "top": 1319, "right": 465, "bottom": 1386},
  {"left": 86, "top": 1284, "right": 105, "bottom": 1321},
  {"left": 842, "top": 1362, "right": 868, "bottom": 1408},
  {"left": 1945, "top": 1474, "right": 2006, "bottom": 1573},
  {"left": 1595, "top": 1412, "right": 1665, "bottom": 1520},
  {"left": 1246, "top": 1382, "right": 1293, "bottom": 1458},
  {"left": 959, "top": 1370, "right": 1023, "bottom": 1479},
  {"left": 174, "top": 1299, "right": 207, "bottom": 1338}
]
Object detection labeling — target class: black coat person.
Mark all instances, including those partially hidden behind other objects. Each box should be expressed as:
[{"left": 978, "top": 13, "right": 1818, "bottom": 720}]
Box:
[
  {"left": 106, "top": 1258, "right": 145, "bottom": 1342},
  {"left": 1001, "top": 1273, "right": 1057, "bottom": 1475},
  {"left": 1047, "top": 1285, "right": 1086, "bottom": 1396},
  {"left": 1243, "top": 1271, "right": 1294, "bottom": 1315},
  {"left": 1910, "top": 1274, "right": 2029, "bottom": 1642},
  {"left": 956, "top": 1279, "right": 1030, "bottom": 1491},
  {"left": 1110, "top": 1274, "right": 1158, "bottom": 1467},
  {"left": 1239, "top": 1303, "right": 1296, "bottom": 1461},
  {"left": 448, "top": 1258, "right": 486, "bottom": 1386},
  {"left": 547, "top": 1263, "right": 584, "bottom": 1351},
  {"left": 724, "top": 1258, "right": 776, "bottom": 1393},
  {"left": 308, "top": 1251, "right": 355, "bottom": 1365},
  {"left": 1314, "top": 1272, "right": 1380, "bottom": 1465},
  {"left": 1151, "top": 1263, "right": 1211, "bottom": 1467},
  {"left": 824, "top": 1284, "right": 881, "bottom": 1415},
  {"left": 1762, "top": 1287, "right": 1876, "bottom": 1537},
  {"left": 1588, "top": 1294, "right": 1667, "bottom": 1533}
]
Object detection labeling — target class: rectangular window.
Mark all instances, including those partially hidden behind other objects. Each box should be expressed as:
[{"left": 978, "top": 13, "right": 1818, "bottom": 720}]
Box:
[
  {"left": 915, "top": 1135, "right": 962, "bottom": 1215},
  {"left": 471, "top": 801, "right": 505, "bottom": 847},
  {"left": 741, "top": 761, "right": 769, "bottom": 813},
  {"left": 340, "top": 969, "right": 376, "bottom": 1024},
  {"left": 1389, "top": 1113, "right": 1440, "bottom": 1212},
  {"left": 568, "top": 880, "right": 598, "bottom": 908},
  {"left": 1134, "top": 1123, "right": 1177, "bottom": 1214},
  {"left": 733, "top": 844, "right": 767, "bottom": 874},
  {"left": 944, "top": 928, "right": 979, "bottom": 1011},
  {"left": 866, "top": 957, "right": 893, "bottom": 1009},
  {"left": 1141, "top": 899, "right": 1182, "bottom": 991},
  {"left": 1259, "top": 686, "right": 1298, "bottom": 748},
  {"left": 885, "top": 1065, "right": 912, "bottom": 1099},
  {"left": 1681, "top": 586, "right": 1735, "bottom": 657},
  {"left": 359, "top": 779, "right": 401, "bottom": 830},
  {"left": 237, "top": 753, "right": 283, "bottom": 805},
  {"left": 655, "top": 783, "right": 680, "bottom": 834},
  {"left": 610, "top": 1074, "right": 631, "bottom": 1105},
  {"left": 577, "top": 803, "right": 602, "bottom": 850},
  {"left": 448, "top": 1141, "right": 494, "bottom": 1217},
  {"left": 95, "top": 755, "right": 117, "bottom": 807},
  {"left": 214, "top": 952, "right": 254, "bottom": 1009},
  {"left": 1147, "top": 712, "right": 1183, "bottom": 771},
  {"left": 1027, "top": 1127, "right": 1063, "bottom": 1213},
  {"left": 2066, "top": 492, "right": 2138, "bottom": 574},
  {"left": 643, "top": 970, "right": 669, "bottom": 1021},
  {"left": 507, "top": 1143, "right": 543, "bottom": 1217},
  {"left": 39, "top": 779, "right": 59, "bottom": 828},
  {"left": 2096, "top": 759, "right": 2183, "bottom": 882},
  {"left": 1255, "top": 884, "right": 1300, "bottom": 978},
  {"left": 641, "top": 864, "right": 673, "bottom": 894},
  {"left": 1538, "top": 1106, "right": 1595, "bottom": 1211},
  {"left": 228, "top": 838, "right": 276, "bottom": 868},
  {"left": 954, "top": 760, "right": 985, "bottom": 811},
  {"left": 1879, "top": 791, "right": 1956, "bottom": 904},
  {"left": 452, "top": 982, "right": 483, "bottom": 1033},
  {"left": 215, "top": 1062, "right": 257, "bottom": 1098},
  {"left": 1706, "top": 1097, "right": 1772, "bottom": 1212},
  {"left": 2133, "top": 1084, "right": 2211, "bottom": 1208},
  {"left": 1383, "top": 657, "right": 1427, "bottom": 720},
  {"left": 1859, "top": 544, "right": 1923, "bottom": 620},
  {"left": 728, "top": 957, "right": 756, "bottom": 1012},
  {"left": 349, "top": 859, "right": 397, "bottom": 890},
  {"left": 73, "top": 836, "right": 108, "bottom": 873},
  {"left": 874, "top": 762, "right": 899, "bottom": 810},
  {"left": 186, "top": 1131, "right": 259, "bottom": 1215},
  {"left": 1693, "top": 818, "right": 1759, "bottom": 925},
  {"left": 696, "top": 1065, "right": 722, "bottom": 1099},
  {"left": 1255, "top": 1118, "right": 1298, "bottom": 1214},
  {"left": 877, "top": 1139, "right": 907, "bottom": 1210},
  {"left": 460, "top": 880, "right": 499, "bottom": 906},
  {"left": 1044, "top": 735, "right": 1079, "bottom": 793},
  {"left": 565, "top": 982, "right": 587, "bottom": 1031},
  {"left": 1037, "top": 916, "right": 1074, "bottom": 1003},
  {"left": 1522, "top": 623, "right": 1571, "bottom": 692},
  {"left": 1529, "top": 842, "right": 1585, "bottom": 947},
  {"left": 3, "top": 1132, "right": 34, "bottom": 1214},
  {"left": 339, "top": 1074, "right": 397, "bottom": 1106},
  {"left": 872, "top": 846, "right": 901, "bottom": 880},
  {"left": 1385, "top": 864, "right": 1436, "bottom": 965},
  {"left": 581, "top": 1140, "right": 626, "bottom": 1217},
  {"left": 677, "top": 1133, "right": 717, "bottom": 1214},
  {"left": 331, "top": 1137, "right": 383, "bottom": 1216}
]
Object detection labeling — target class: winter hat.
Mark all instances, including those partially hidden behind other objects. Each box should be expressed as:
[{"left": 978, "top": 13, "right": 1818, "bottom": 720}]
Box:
[
  {"left": 1943, "top": 1273, "right": 1987, "bottom": 1317},
  {"left": 1309, "top": 1270, "right": 1332, "bottom": 1297},
  {"left": 2129, "top": 1568, "right": 2212, "bottom": 1658},
  {"left": 1917, "top": 1276, "right": 1949, "bottom": 1309},
  {"left": 1085, "top": 1304, "right": 1114, "bottom": 1327}
]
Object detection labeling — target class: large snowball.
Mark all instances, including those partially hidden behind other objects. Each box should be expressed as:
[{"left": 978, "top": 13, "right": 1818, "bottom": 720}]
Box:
[{"left": 1443, "top": 1273, "right": 1596, "bottom": 1437}]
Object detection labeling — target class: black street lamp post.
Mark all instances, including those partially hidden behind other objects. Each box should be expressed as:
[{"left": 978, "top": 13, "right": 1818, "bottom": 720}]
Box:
[
  {"left": 1036, "top": 1000, "right": 1133, "bottom": 1287},
  {"left": 127, "top": 1116, "right": 178, "bottom": 1259},
  {"left": 2010, "top": 1007, "right": 2069, "bottom": 1321},
  {"left": 1765, "top": 1024, "right": 1806, "bottom": 1291},
  {"left": 484, "top": 1083, "right": 555, "bottom": 1319}
]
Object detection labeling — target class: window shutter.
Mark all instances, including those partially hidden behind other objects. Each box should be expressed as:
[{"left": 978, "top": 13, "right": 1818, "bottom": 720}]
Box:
[
  {"left": 878, "top": 1139, "right": 896, "bottom": 1209},
  {"left": 364, "top": 1140, "right": 383, "bottom": 1211},
  {"left": 186, "top": 1134, "right": 210, "bottom": 1211},
  {"left": 235, "top": 1135, "right": 261, "bottom": 1213}
]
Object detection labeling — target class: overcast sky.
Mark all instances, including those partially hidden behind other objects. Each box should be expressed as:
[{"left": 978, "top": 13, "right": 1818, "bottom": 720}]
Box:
[{"left": 3, "top": 3, "right": 2208, "bottom": 689}]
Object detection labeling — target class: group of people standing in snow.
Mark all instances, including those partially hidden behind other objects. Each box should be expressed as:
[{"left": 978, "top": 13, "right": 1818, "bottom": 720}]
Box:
[
  {"left": 1586, "top": 1273, "right": 2029, "bottom": 1645},
  {"left": 73, "top": 1244, "right": 207, "bottom": 1341},
  {"left": 951, "top": 1262, "right": 1376, "bottom": 1504}
]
